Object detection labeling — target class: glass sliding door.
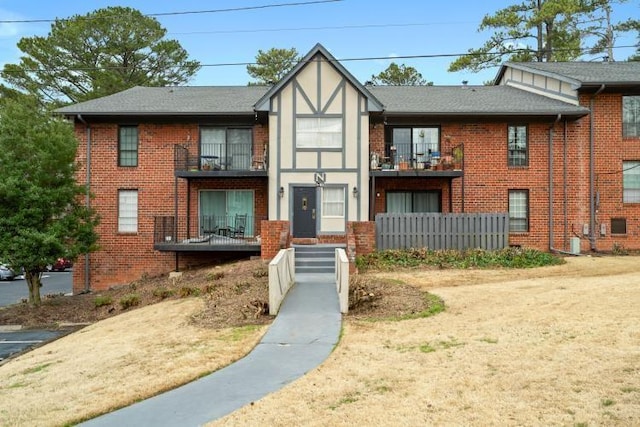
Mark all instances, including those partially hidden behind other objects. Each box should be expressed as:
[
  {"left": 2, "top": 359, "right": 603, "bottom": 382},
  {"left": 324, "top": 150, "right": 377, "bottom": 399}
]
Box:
[
  {"left": 227, "top": 129, "right": 252, "bottom": 170},
  {"left": 200, "top": 190, "right": 254, "bottom": 235},
  {"left": 387, "top": 191, "right": 440, "bottom": 213}
]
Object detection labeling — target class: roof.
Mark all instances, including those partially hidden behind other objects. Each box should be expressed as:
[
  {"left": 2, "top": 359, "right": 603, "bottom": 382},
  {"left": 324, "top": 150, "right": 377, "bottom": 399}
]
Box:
[
  {"left": 56, "top": 85, "right": 270, "bottom": 116},
  {"left": 496, "top": 61, "right": 640, "bottom": 88},
  {"left": 368, "top": 85, "right": 589, "bottom": 117},
  {"left": 253, "top": 43, "right": 384, "bottom": 112}
]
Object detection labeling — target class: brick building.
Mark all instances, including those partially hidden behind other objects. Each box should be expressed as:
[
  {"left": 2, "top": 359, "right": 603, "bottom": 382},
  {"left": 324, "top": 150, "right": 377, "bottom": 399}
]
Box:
[{"left": 57, "top": 44, "right": 640, "bottom": 292}]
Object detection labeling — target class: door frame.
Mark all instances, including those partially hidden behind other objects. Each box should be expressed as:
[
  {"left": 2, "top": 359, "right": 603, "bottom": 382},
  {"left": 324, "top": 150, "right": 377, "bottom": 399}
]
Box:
[{"left": 290, "top": 184, "right": 318, "bottom": 238}]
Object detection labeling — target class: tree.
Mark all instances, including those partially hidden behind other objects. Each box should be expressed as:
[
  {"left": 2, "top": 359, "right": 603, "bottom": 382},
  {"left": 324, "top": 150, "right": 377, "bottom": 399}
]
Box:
[
  {"left": 369, "top": 62, "right": 432, "bottom": 86},
  {"left": 0, "top": 7, "right": 200, "bottom": 105},
  {"left": 448, "top": 0, "right": 628, "bottom": 73},
  {"left": 247, "top": 48, "right": 300, "bottom": 85},
  {"left": 0, "top": 99, "right": 99, "bottom": 306}
]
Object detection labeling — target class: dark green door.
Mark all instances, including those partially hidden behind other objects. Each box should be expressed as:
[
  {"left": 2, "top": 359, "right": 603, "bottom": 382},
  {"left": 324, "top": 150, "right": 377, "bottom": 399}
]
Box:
[{"left": 293, "top": 187, "right": 316, "bottom": 238}]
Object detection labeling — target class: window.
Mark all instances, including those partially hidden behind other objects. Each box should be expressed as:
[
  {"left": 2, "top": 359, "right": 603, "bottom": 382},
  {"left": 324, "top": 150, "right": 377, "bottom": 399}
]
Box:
[
  {"left": 118, "top": 190, "right": 138, "bottom": 233},
  {"left": 509, "top": 190, "right": 529, "bottom": 232},
  {"left": 200, "top": 127, "right": 252, "bottom": 170},
  {"left": 623, "top": 161, "right": 640, "bottom": 203},
  {"left": 296, "top": 117, "right": 342, "bottom": 149},
  {"left": 118, "top": 126, "right": 138, "bottom": 167},
  {"left": 611, "top": 218, "right": 627, "bottom": 235},
  {"left": 623, "top": 96, "right": 640, "bottom": 137},
  {"left": 389, "top": 127, "right": 439, "bottom": 164},
  {"left": 508, "top": 125, "right": 528, "bottom": 166},
  {"left": 387, "top": 191, "right": 440, "bottom": 213},
  {"left": 322, "top": 187, "right": 345, "bottom": 217}
]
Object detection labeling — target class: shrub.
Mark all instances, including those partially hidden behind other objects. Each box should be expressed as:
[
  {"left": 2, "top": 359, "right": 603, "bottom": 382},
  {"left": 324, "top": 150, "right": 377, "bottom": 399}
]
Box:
[
  {"left": 252, "top": 266, "right": 269, "bottom": 278},
  {"left": 93, "top": 295, "right": 113, "bottom": 308},
  {"left": 152, "top": 287, "right": 174, "bottom": 300},
  {"left": 207, "top": 271, "right": 225, "bottom": 280},
  {"left": 119, "top": 293, "right": 140, "bottom": 310},
  {"left": 357, "top": 247, "right": 563, "bottom": 270},
  {"left": 178, "top": 286, "right": 200, "bottom": 298}
]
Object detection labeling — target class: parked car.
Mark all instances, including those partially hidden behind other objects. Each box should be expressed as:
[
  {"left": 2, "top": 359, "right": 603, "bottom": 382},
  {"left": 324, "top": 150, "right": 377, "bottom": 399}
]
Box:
[
  {"left": 46, "top": 258, "right": 73, "bottom": 272},
  {"left": 0, "top": 264, "right": 16, "bottom": 281}
]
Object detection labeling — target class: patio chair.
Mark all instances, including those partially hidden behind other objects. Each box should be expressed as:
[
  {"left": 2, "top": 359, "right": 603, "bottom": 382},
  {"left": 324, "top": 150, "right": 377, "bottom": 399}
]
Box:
[{"left": 228, "top": 214, "right": 247, "bottom": 238}]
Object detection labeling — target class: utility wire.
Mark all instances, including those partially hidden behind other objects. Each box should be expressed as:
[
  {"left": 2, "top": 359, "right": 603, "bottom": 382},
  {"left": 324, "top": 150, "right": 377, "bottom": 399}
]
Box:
[
  {"left": 0, "top": 0, "right": 343, "bottom": 24},
  {"left": 4, "top": 45, "right": 636, "bottom": 74}
]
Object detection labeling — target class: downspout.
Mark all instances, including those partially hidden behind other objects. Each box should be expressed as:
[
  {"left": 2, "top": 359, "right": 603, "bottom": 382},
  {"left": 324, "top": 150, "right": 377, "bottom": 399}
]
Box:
[
  {"left": 548, "top": 113, "right": 566, "bottom": 253},
  {"left": 589, "top": 85, "right": 606, "bottom": 251},
  {"left": 77, "top": 114, "right": 91, "bottom": 292}
]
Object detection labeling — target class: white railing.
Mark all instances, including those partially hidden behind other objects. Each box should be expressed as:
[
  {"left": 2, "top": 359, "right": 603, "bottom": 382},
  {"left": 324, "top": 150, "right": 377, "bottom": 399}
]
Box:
[
  {"left": 335, "top": 248, "right": 349, "bottom": 314},
  {"left": 268, "top": 248, "right": 295, "bottom": 315}
]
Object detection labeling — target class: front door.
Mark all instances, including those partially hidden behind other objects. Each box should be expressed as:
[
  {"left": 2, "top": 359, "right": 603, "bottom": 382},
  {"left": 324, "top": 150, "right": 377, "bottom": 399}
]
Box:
[{"left": 293, "top": 186, "right": 316, "bottom": 238}]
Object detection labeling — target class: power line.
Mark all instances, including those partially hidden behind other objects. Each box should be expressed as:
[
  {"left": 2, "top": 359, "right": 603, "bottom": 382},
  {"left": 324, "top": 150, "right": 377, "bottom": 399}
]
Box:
[
  {"left": 3, "top": 45, "right": 637, "bottom": 74},
  {"left": 170, "top": 22, "right": 478, "bottom": 36},
  {"left": 0, "top": 0, "right": 343, "bottom": 24}
]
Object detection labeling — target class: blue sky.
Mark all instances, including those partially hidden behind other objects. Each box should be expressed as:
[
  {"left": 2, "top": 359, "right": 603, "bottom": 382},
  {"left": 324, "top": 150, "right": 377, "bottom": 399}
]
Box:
[{"left": 0, "top": 0, "right": 638, "bottom": 87}]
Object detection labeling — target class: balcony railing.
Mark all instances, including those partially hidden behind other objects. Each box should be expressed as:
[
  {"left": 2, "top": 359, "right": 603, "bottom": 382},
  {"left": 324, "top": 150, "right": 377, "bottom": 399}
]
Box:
[
  {"left": 153, "top": 214, "right": 264, "bottom": 250},
  {"left": 372, "top": 142, "right": 464, "bottom": 171},
  {"left": 174, "top": 144, "right": 267, "bottom": 173}
]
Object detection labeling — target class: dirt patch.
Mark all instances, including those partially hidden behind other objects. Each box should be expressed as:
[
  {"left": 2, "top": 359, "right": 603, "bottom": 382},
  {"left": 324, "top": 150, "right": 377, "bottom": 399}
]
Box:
[
  {"left": 0, "top": 259, "right": 274, "bottom": 329},
  {"left": 0, "top": 258, "right": 437, "bottom": 329}
]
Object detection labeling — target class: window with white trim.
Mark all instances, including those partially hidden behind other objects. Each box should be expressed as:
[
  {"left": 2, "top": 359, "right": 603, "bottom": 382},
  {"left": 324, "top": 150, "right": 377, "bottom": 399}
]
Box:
[
  {"left": 623, "top": 161, "right": 640, "bottom": 203},
  {"left": 322, "top": 187, "right": 345, "bottom": 217},
  {"left": 509, "top": 190, "right": 529, "bottom": 232},
  {"left": 118, "top": 190, "right": 138, "bottom": 233},
  {"left": 296, "top": 117, "right": 342, "bottom": 148},
  {"left": 623, "top": 96, "right": 640, "bottom": 137}
]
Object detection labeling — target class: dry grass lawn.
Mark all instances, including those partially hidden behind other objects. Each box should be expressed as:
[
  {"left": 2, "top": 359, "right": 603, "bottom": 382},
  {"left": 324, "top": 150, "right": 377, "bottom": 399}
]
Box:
[
  {"left": 0, "top": 299, "right": 267, "bottom": 427},
  {"left": 213, "top": 256, "right": 640, "bottom": 426},
  {"left": 0, "top": 255, "right": 639, "bottom": 426}
]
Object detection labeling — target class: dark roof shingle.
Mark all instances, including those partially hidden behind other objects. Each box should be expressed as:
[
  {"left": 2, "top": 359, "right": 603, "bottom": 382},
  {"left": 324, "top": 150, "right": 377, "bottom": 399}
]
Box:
[
  {"left": 56, "top": 85, "right": 270, "bottom": 116},
  {"left": 369, "top": 85, "right": 589, "bottom": 116}
]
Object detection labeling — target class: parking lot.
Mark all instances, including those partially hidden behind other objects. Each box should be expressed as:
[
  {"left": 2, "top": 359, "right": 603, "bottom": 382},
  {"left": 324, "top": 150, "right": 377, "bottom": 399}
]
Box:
[{"left": 0, "top": 271, "right": 73, "bottom": 361}]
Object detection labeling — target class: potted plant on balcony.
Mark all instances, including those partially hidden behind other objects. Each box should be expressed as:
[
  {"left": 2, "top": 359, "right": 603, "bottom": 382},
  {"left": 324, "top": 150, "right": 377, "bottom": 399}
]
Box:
[{"left": 453, "top": 146, "right": 463, "bottom": 170}]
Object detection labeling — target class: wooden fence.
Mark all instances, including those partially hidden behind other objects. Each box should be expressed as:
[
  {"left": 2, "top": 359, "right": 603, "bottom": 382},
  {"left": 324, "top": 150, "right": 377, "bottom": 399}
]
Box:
[{"left": 376, "top": 213, "right": 509, "bottom": 251}]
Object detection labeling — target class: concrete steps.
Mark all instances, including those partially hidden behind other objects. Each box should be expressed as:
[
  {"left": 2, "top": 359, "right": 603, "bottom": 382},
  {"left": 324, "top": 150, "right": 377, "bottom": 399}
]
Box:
[{"left": 293, "top": 244, "right": 345, "bottom": 275}]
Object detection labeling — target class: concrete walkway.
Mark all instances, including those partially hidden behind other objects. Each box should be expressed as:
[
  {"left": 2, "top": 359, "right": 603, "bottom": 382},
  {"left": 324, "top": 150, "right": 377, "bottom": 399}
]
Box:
[{"left": 82, "top": 273, "right": 341, "bottom": 427}]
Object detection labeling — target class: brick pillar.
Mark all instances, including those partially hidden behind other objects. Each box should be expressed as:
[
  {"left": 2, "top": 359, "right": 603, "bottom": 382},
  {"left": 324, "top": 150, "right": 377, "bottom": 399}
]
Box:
[{"left": 261, "top": 220, "right": 290, "bottom": 260}]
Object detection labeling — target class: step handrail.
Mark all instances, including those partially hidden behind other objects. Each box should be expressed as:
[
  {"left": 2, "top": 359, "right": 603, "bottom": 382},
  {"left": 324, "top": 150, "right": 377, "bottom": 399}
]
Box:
[
  {"left": 268, "top": 248, "right": 295, "bottom": 315},
  {"left": 335, "top": 248, "right": 349, "bottom": 313}
]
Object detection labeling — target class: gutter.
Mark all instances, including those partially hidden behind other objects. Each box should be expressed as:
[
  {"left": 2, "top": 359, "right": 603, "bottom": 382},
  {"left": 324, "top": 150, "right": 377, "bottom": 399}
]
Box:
[
  {"left": 77, "top": 114, "right": 91, "bottom": 293},
  {"left": 589, "top": 85, "right": 606, "bottom": 251}
]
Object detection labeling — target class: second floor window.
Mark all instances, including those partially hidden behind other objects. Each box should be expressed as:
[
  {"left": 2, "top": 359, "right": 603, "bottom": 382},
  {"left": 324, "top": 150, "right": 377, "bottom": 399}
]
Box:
[
  {"left": 389, "top": 127, "right": 439, "bottom": 163},
  {"left": 508, "top": 125, "right": 528, "bottom": 166},
  {"left": 296, "top": 117, "right": 342, "bottom": 149},
  {"left": 118, "top": 126, "right": 138, "bottom": 167},
  {"left": 200, "top": 127, "right": 252, "bottom": 170},
  {"left": 623, "top": 96, "right": 640, "bottom": 137}
]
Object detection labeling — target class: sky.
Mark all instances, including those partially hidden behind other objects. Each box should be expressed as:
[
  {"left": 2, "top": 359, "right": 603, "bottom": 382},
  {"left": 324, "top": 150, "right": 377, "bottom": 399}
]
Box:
[{"left": 0, "top": 0, "right": 638, "bottom": 88}]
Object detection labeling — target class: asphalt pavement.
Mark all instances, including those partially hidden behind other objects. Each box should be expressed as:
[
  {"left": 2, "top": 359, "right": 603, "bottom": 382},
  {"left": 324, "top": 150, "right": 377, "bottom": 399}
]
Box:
[
  {"left": 0, "top": 270, "right": 73, "bottom": 361},
  {"left": 0, "top": 270, "right": 73, "bottom": 307}
]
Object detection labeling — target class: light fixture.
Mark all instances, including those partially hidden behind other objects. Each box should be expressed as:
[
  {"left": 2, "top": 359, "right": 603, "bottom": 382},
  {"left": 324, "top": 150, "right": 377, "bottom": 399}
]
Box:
[
  {"left": 352, "top": 186, "right": 359, "bottom": 198},
  {"left": 279, "top": 186, "right": 284, "bottom": 198}
]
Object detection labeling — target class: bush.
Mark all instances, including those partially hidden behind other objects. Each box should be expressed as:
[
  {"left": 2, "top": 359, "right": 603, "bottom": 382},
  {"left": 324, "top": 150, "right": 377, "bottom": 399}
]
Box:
[
  {"left": 152, "top": 287, "right": 174, "bottom": 300},
  {"left": 119, "top": 293, "right": 140, "bottom": 309},
  {"left": 356, "top": 247, "right": 563, "bottom": 271},
  {"left": 178, "top": 286, "right": 200, "bottom": 298},
  {"left": 93, "top": 295, "right": 113, "bottom": 308}
]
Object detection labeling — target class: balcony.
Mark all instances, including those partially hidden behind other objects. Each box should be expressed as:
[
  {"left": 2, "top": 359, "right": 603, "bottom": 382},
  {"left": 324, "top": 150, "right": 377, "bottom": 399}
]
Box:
[
  {"left": 370, "top": 142, "right": 463, "bottom": 178},
  {"left": 153, "top": 215, "right": 263, "bottom": 252},
  {"left": 174, "top": 144, "right": 268, "bottom": 178}
]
